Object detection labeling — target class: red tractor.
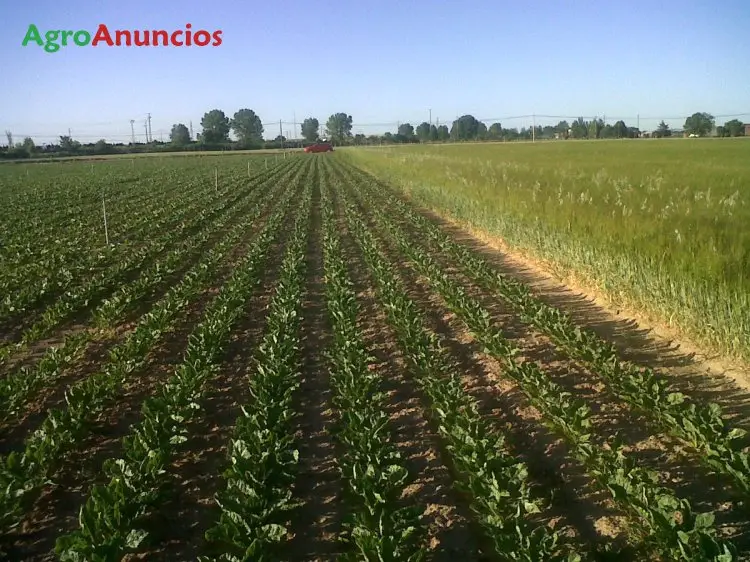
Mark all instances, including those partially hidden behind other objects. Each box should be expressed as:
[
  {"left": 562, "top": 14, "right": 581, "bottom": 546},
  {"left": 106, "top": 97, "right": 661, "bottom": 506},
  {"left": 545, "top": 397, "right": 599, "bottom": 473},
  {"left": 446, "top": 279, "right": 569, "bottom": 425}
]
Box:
[{"left": 304, "top": 142, "right": 334, "bottom": 153}]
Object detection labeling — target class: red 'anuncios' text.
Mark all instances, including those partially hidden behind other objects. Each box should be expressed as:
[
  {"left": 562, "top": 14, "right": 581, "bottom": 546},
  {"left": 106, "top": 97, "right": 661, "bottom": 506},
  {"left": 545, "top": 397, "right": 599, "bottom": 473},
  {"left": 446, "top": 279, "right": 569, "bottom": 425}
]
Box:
[{"left": 91, "top": 23, "right": 222, "bottom": 47}]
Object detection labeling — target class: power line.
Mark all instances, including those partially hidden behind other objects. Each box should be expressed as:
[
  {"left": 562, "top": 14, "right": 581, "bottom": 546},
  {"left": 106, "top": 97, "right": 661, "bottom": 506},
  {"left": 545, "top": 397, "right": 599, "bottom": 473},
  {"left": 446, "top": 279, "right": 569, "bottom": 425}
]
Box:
[{"left": 8, "top": 111, "right": 749, "bottom": 145}]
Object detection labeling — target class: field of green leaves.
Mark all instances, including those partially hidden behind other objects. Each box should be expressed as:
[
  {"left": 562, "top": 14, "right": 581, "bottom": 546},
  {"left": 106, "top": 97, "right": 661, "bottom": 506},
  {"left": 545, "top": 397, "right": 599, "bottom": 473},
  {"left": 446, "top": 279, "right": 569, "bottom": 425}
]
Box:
[
  {"left": 341, "top": 139, "right": 750, "bottom": 364},
  {"left": 0, "top": 152, "right": 749, "bottom": 561}
]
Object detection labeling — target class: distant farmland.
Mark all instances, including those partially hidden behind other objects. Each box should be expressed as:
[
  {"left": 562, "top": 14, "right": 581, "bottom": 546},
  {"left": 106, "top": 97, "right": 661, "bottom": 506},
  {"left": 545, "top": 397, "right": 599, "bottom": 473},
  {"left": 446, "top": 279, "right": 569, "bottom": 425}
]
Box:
[
  {"left": 344, "top": 138, "right": 750, "bottom": 363},
  {"left": 0, "top": 150, "right": 749, "bottom": 560}
]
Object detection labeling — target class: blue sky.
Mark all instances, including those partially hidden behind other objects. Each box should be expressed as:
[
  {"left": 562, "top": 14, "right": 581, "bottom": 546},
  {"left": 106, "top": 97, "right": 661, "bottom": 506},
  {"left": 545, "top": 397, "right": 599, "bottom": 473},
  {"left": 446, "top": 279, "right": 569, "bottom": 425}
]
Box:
[{"left": 2, "top": 0, "right": 749, "bottom": 143}]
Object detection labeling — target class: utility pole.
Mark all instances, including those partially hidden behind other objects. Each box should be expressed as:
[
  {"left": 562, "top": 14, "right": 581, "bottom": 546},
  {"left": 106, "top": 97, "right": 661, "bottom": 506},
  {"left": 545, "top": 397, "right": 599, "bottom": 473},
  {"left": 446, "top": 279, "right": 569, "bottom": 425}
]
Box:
[
  {"left": 293, "top": 112, "right": 297, "bottom": 146},
  {"left": 147, "top": 113, "right": 152, "bottom": 143},
  {"left": 532, "top": 114, "right": 536, "bottom": 142},
  {"left": 429, "top": 109, "right": 432, "bottom": 125},
  {"left": 144, "top": 120, "right": 148, "bottom": 142},
  {"left": 189, "top": 120, "right": 194, "bottom": 140},
  {"left": 68, "top": 128, "right": 71, "bottom": 138},
  {"left": 279, "top": 119, "right": 284, "bottom": 151},
  {"left": 129, "top": 120, "right": 135, "bottom": 144},
  {"left": 637, "top": 114, "right": 640, "bottom": 130}
]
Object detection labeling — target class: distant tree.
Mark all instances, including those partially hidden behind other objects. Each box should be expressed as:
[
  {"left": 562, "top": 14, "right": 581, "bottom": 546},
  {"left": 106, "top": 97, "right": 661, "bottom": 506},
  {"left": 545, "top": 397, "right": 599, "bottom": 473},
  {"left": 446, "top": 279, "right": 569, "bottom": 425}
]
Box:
[
  {"left": 450, "top": 115, "right": 483, "bottom": 140},
  {"left": 301, "top": 117, "right": 319, "bottom": 142},
  {"left": 325, "top": 113, "right": 353, "bottom": 144},
  {"left": 397, "top": 123, "right": 415, "bottom": 140},
  {"left": 723, "top": 119, "right": 745, "bottom": 137},
  {"left": 477, "top": 122, "right": 488, "bottom": 140},
  {"left": 655, "top": 120, "right": 672, "bottom": 138},
  {"left": 683, "top": 112, "right": 714, "bottom": 136},
  {"left": 93, "top": 139, "right": 112, "bottom": 155},
  {"left": 600, "top": 124, "right": 615, "bottom": 139},
  {"left": 612, "top": 120, "right": 628, "bottom": 138},
  {"left": 274, "top": 135, "right": 287, "bottom": 142},
  {"left": 5, "top": 131, "right": 13, "bottom": 147},
  {"left": 570, "top": 117, "right": 589, "bottom": 139},
  {"left": 487, "top": 123, "right": 502, "bottom": 140},
  {"left": 555, "top": 120, "right": 570, "bottom": 139},
  {"left": 383, "top": 132, "right": 394, "bottom": 143},
  {"left": 627, "top": 127, "right": 641, "bottom": 138},
  {"left": 429, "top": 124, "right": 439, "bottom": 141},
  {"left": 542, "top": 125, "right": 556, "bottom": 139},
  {"left": 416, "top": 122, "right": 431, "bottom": 142},
  {"left": 353, "top": 133, "right": 366, "bottom": 145},
  {"left": 59, "top": 135, "right": 81, "bottom": 153},
  {"left": 503, "top": 128, "right": 520, "bottom": 141},
  {"left": 201, "top": 109, "right": 231, "bottom": 143},
  {"left": 170, "top": 123, "right": 191, "bottom": 146},
  {"left": 588, "top": 118, "right": 604, "bottom": 139},
  {"left": 21, "top": 137, "right": 35, "bottom": 156},
  {"left": 231, "top": 109, "right": 263, "bottom": 146},
  {"left": 716, "top": 126, "right": 726, "bottom": 137},
  {"left": 436, "top": 125, "right": 450, "bottom": 141}
]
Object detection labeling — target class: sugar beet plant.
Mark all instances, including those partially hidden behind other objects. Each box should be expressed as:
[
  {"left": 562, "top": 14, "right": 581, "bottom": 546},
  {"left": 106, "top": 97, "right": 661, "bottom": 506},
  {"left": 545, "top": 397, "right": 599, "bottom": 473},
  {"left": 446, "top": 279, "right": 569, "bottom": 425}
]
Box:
[
  {"left": 53, "top": 167, "right": 307, "bottom": 561},
  {"left": 0, "top": 163, "right": 304, "bottom": 539},
  {"left": 199, "top": 168, "right": 312, "bottom": 561},
  {"left": 348, "top": 172, "right": 737, "bottom": 561},
  {"left": 0, "top": 162, "right": 300, "bottom": 424},
  {"left": 319, "top": 173, "right": 426, "bottom": 561},
  {"left": 345, "top": 164, "right": 750, "bottom": 503},
  {"left": 331, "top": 169, "right": 581, "bottom": 561}
]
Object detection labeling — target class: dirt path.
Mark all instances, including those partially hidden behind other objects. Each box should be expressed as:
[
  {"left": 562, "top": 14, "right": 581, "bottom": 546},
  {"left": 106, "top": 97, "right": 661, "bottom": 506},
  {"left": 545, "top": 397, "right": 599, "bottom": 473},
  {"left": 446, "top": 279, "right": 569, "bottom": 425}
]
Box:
[
  {"left": 420, "top": 206, "right": 750, "bottom": 427},
  {"left": 285, "top": 172, "right": 345, "bottom": 561}
]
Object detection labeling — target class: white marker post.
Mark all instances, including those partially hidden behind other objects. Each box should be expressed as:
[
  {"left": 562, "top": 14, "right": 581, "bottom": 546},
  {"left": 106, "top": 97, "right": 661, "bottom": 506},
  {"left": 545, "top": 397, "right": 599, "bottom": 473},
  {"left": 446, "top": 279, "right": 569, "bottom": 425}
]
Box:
[{"left": 102, "top": 194, "right": 110, "bottom": 246}]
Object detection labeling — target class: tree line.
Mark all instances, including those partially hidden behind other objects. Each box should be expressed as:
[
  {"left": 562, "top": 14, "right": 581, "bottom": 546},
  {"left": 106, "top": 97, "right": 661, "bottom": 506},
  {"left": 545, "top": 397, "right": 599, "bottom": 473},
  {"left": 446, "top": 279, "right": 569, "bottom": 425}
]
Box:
[{"left": 1, "top": 109, "right": 744, "bottom": 160}]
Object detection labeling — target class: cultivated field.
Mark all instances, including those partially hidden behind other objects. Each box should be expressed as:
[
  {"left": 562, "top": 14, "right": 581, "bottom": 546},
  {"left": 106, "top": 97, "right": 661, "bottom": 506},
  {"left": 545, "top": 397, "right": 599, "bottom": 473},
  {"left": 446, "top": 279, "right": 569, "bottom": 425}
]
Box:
[
  {"left": 1, "top": 152, "right": 749, "bottom": 561},
  {"left": 342, "top": 139, "right": 750, "bottom": 364}
]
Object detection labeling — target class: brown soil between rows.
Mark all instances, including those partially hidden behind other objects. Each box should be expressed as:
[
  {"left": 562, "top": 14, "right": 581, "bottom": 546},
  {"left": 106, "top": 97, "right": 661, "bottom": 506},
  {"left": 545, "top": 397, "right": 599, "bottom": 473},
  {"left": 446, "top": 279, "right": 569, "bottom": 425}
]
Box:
[
  {"left": 0, "top": 180, "right": 286, "bottom": 454},
  {"left": 359, "top": 185, "right": 750, "bottom": 543},
  {"left": 0, "top": 182, "right": 252, "bottom": 347},
  {"left": 128, "top": 205, "right": 296, "bottom": 561},
  {"left": 332, "top": 185, "right": 483, "bottom": 561},
  {"left": 344, "top": 165, "right": 750, "bottom": 427},
  {"left": 284, "top": 173, "right": 345, "bottom": 562},
  {"left": 341, "top": 164, "right": 750, "bottom": 554},
  {"left": 0, "top": 173, "right": 284, "bottom": 386},
  {"left": 340, "top": 184, "right": 634, "bottom": 556},
  {"left": 0, "top": 194, "right": 291, "bottom": 562},
  {"left": 412, "top": 194, "right": 750, "bottom": 432}
]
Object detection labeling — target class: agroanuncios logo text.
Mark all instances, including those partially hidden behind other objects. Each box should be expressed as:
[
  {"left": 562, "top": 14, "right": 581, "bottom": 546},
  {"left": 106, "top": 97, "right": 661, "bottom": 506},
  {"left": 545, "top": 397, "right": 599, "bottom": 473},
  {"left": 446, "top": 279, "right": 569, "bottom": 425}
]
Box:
[{"left": 22, "top": 23, "right": 223, "bottom": 53}]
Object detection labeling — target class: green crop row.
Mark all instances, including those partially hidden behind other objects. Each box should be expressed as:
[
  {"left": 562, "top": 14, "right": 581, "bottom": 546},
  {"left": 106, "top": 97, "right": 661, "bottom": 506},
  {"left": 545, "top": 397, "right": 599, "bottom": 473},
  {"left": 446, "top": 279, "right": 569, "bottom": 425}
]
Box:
[
  {"left": 330, "top": 161, "right": 582, "bottom": 562},
  {"left": 319, "top": 166, "right": 426, "bottom": 561},
  {"left": 346, "top": 166, "right": 735, "bottom": 561},
  {"left": 54, "top": 163, "right": 306, "bottom": 561},
  {"left": 200, "top": 164, "right": 312, "bottom": 561},
  {"left": 341, "top": 163, "right": 750, "bottom": 504},
  {"left": 0, "top": 162, "right": 304, "bottom": 538}
]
